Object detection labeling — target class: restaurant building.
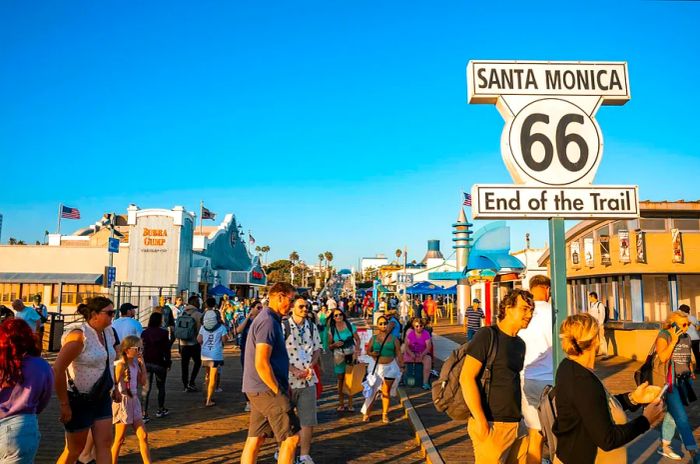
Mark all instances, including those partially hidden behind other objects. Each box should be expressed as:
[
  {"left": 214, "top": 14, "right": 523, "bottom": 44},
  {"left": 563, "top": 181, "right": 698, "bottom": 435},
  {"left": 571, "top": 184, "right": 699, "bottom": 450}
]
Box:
[{"left": 0, "top": 204, "right": 266, "bottom": 315}]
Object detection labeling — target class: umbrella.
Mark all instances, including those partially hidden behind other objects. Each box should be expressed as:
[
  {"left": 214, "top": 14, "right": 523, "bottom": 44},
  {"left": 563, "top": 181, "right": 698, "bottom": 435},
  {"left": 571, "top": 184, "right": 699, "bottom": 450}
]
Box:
[{"left": 209, "top": 284, "right": 235, "bottom": 297}]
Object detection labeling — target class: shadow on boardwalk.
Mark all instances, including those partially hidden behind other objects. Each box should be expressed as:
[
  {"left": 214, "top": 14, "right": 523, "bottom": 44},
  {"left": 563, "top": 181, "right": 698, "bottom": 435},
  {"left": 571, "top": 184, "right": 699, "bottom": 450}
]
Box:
[
  {"left": 37, "top": 343, "right": 423, "bottom": 464},
  {"left": 406, "top": 323, "right": 700, "bottom": 464}
]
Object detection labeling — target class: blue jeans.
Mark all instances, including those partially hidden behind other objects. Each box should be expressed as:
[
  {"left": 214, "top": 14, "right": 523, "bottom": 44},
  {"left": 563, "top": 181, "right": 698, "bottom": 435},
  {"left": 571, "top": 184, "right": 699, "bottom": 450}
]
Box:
[
  {"left": 662, "top": 386, "right": 698, "bottom": 450},
  {"left": 0, "top": 414, "right": 40, "bottom": 464},
  {"left": 467, "top": 328, "right": 478, "bottom": 342}
]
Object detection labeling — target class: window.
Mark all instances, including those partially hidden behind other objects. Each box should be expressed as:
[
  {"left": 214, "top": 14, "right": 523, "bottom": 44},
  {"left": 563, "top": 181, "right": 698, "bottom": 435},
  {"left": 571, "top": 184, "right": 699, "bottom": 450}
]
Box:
[
  {"left": 596, "top": 224, "right": 611, "bottom": 238},
  {"left": 642, "top": 275, "right": 670, "bottom": 322},
  {"left": 20, "top": 284, "right": 43, "bottom": 303},
  {"left": 0, "top": 283, "right": 20, "bottom": 304},
  {"left": 672, "top": 218, "right": 700, "bottom": 232},
  {"left": 51, "top": 284, "right": 102, "bottom": 305},
  {"left": 639, "top": 218, "right": 666, "bottom": 231},
  {"left": 678, "top": 275, "right": 700, "bottom": 319},
  {"left": 612, "top": 220, "right": 638, "bottom": 234}
]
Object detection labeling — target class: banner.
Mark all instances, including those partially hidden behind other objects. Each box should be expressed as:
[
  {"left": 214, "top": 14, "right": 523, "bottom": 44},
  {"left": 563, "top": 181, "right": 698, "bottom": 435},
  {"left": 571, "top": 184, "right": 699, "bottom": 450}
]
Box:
[
  {"left": 570, "top": 241, "right": 581, "bottom": 267},
  {"left": 600, "top": 236, "right": 611, "bottom": 266},
  {"left": 672, "top": 228, "right": 684, "bottom": 263},
  {"left": 635, "top": 230, "right": 646, "bottom": 264},
  {"left": 618, "top": 230, "right": 631, "bottom": 263},
  {"left": 584, "top": 238, "right": 595, "bottom": 267}
]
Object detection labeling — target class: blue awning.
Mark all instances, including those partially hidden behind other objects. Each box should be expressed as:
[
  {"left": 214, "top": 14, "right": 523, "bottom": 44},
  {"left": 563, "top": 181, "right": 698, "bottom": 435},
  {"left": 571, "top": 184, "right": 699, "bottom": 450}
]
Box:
[
  {"left": 0, "top": 272, "right": 103, "bottom": 284},
  {"left": 467, "top": 252, "right": 525, "bottom": 272},
  {"left": 209, "top": 284, "right": 236, "bottom": 297}
]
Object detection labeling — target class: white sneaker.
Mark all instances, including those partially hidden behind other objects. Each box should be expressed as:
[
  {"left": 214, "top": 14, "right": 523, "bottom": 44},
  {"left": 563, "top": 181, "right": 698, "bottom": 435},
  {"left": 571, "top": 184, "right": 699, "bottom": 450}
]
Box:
[
  {"left": 244, "top": 402, "right": 250, "bottom": 412},
  {"left": 297, "top": 455, "right": 315, "bottom": 464},
  {"left": 273, "top": 450, "right": 279, "bottom": 461},
  {"left": 215, "top": 387, "right": 223, "bottom": 393},
  {"left": 657, "top": 446, "right": 683, "bottom": 461}
]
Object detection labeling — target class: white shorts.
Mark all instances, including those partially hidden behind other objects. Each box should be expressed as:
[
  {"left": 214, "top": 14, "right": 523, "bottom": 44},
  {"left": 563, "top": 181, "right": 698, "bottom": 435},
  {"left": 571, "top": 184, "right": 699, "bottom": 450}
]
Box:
[
  {"left": 521, "top": 378, "right": 551, "bottom": 430},
  {"left": 376, "top": 360, "right": 402, "bottom": 380}
]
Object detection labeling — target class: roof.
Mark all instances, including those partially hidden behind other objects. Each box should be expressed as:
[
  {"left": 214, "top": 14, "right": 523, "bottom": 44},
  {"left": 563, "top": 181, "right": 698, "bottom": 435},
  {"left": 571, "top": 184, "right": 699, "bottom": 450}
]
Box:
[{"left": 0, "top": 272, "right": 104, "bottom": 284}]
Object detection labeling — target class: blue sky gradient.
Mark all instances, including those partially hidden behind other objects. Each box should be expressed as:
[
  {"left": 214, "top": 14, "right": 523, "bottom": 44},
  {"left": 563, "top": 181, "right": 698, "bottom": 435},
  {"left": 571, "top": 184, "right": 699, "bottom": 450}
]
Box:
[{"left": 2, "top": 1, "right": 699, "bottom": 267}]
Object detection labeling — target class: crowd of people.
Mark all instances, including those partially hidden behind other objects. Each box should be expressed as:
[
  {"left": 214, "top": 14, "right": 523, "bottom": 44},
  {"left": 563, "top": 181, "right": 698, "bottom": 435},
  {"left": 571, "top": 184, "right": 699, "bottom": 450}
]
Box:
[{"left": 1, "top": 278, "right": 699, "bottom": 464}]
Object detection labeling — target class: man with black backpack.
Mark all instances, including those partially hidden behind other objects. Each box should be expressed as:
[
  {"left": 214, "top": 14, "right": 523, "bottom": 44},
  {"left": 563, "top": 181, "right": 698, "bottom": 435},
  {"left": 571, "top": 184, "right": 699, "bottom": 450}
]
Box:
[
  {"left": 175, "top": 295, "right": 203, "bottom": 392},
  {"left": 459, "top": 289, "right": 534, "bottom": 464}
]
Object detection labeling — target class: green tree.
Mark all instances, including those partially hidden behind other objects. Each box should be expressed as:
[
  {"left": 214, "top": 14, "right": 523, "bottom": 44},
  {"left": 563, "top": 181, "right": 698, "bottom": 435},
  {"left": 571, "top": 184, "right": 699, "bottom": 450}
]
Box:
[{"left": 264, "top": 259, "right": 292, "bottom": 285}]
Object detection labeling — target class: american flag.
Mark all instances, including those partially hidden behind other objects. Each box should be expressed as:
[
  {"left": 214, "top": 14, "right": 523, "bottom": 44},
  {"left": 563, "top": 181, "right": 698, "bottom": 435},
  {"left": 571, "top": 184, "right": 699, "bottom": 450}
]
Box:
[
  {"left": 249, "top": 233, "right": 256, "bottom": 245},
  {"left": 61, "top": 205, "right": 81, "bottom": 219},
  {"left": 463, "top": 192, "right": 472, "bottom": 207},
  {"left": 201, "top": 206, "right": 216, "bottom": 220}
]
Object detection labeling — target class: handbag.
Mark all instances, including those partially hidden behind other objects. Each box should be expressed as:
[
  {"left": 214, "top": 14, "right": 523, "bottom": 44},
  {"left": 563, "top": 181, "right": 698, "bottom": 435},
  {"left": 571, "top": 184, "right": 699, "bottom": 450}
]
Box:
[
  {"left": 634, "top": 341, "right": 655, "bottom": 386},
  {"left": 343, "top": 362, "right": 367, "bottom": 396}
]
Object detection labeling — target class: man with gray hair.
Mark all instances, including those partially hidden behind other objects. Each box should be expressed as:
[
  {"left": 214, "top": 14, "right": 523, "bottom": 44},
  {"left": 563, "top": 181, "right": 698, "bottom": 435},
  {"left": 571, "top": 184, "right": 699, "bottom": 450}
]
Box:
[{"left": 12, "top": 299, "right": 41, "bottom": 333}]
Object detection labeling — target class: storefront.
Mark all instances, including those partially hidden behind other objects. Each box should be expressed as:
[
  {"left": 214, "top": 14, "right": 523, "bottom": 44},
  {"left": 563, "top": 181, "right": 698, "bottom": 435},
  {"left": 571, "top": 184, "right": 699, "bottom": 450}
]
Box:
[
  {"left": 539, "top": 201, "right": 700, "bottom": 359},
  {"left": 0, "top": 204, "right": 266, "bottom": 313}
]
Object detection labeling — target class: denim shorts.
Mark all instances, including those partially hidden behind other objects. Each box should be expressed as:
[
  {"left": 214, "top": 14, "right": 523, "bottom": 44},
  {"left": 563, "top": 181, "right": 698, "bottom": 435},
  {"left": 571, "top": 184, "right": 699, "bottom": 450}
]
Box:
[
  {"left": 0, "top": 414, "right": 40, "bottom": 464},
  {"left": 64, "top": 391, "right": 113, "bottom": 433}
]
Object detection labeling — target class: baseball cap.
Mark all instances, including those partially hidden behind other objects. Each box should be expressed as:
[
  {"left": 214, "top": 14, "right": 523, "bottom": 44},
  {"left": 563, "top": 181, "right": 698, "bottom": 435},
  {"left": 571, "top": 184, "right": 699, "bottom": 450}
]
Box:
[
  {"left": 119, "top": 303, "right": 138, "bottom": 312},
  {"left": 203, "top": 310, "right": 219, "bottom": 330},
  {"left": 472, "top": 298, "right": 481, "bottom": 303}
]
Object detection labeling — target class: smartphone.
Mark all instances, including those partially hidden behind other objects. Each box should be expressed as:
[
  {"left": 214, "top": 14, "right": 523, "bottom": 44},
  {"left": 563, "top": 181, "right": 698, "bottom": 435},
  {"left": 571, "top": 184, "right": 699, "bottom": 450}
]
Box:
[
  {"left": 671, "top": 322, "right": 682, "bottom": 333},
  {"left": 657, "top": 383, "right": 669, "bottom": 399}
]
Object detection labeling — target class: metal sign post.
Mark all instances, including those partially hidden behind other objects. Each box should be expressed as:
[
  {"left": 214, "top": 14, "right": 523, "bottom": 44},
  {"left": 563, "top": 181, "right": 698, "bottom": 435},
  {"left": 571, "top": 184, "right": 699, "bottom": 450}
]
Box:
[{"left": 466, "top": 60, "right": 638, "bottom": 377}]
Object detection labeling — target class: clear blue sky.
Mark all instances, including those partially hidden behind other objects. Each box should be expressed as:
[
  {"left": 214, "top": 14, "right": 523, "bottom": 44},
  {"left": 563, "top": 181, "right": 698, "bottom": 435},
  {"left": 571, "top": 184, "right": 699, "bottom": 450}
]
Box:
[{"left": 2, "top": 1, "right": 699, "bottom": 268}]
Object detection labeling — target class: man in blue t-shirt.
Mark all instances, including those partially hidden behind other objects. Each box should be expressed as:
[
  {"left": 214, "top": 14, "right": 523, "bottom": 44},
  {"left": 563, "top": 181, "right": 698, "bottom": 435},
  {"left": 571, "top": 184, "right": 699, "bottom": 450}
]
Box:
[{"left": 241, "top": 282, "right": 300, "bottom": 464}]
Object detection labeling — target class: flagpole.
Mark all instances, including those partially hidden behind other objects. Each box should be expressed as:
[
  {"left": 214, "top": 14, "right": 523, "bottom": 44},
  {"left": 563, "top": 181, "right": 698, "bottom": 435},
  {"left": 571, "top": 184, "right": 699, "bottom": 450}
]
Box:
[
  {"left": 57, "top": 203, "right": 62, "bottom": 235},
  {"left": 200, "top": 200, "right": 203, "bottom": 234}
]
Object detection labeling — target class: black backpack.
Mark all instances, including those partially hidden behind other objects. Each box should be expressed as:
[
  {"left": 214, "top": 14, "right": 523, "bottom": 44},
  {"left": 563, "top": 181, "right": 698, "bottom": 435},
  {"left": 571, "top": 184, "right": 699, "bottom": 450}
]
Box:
[{"left": 432, "top": 326, "right": 498, "bottom": 421}]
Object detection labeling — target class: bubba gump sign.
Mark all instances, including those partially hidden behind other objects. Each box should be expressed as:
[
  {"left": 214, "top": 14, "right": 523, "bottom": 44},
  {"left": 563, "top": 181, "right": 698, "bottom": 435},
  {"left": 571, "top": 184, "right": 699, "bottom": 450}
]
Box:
[{"left": 143, "top": 228, "right": 167, "bottom": 247}]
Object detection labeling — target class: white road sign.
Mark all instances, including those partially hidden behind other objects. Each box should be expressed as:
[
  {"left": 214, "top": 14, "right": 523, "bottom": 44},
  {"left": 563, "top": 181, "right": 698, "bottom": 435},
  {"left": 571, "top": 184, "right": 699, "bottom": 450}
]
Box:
[
  {"left": 471, "top": 185, "right": 639, "bottom": 219},
  {"left": 467, "top": 61, "right": 630, "bottom": 104},
  {"left": 466, "top": 59, "right": 639, "bottom": 220}
]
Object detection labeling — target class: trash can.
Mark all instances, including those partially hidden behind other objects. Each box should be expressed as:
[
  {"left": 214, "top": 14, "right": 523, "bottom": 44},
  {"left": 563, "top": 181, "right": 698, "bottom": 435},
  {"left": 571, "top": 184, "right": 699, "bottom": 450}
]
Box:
[{"left": 47, "top": 313, "right": 64, "bottom": 352}]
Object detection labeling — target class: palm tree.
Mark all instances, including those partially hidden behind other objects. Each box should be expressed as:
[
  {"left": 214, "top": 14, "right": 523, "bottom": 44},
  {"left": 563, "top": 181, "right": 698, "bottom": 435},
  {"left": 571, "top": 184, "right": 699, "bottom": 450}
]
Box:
[
  {"left": 289, "top": 251, "right": 300, "bottom": 286},
  {"left": 261, "top": 245, "right": 271, "bottom": 264},
  {"left": 8, "top": 237, "right": 16, "bottom": 245},
  {"left": 324, "top": 251, "right": 333, "bottom": 268},
  {"left": 395, "top": 248, "right": 402, "bottom": 262},
  {"left": 255, "top": 245, "right": 262, "bottom": 255}
]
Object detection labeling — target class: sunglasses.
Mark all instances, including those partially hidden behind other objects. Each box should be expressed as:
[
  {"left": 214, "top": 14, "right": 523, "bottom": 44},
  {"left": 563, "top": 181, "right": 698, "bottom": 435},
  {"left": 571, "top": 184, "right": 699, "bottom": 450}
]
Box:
[
  {"left": 333, "top": 314, "right": 343, "bottom": 318},
  {"left": 414, "top": 324, "right": 424, "bottom": 328},
  {"left": 297, "top": 304, "right": 308, "bottom": 309},
  {"left": 377, "top": 322, "right": 388, "bottom": 326},
  {"left": 129, "top": 346, "right": 143, "bottom": 352},
  {"left": 102, "top": 310, "right": 116, "bottom": 317}
]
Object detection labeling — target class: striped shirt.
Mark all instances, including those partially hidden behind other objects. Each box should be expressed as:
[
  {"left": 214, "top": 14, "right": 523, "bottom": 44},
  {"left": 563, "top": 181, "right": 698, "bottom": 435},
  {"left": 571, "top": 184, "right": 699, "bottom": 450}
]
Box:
[{"left": 466, "top": 307, "right": 484, "bottom": 330}]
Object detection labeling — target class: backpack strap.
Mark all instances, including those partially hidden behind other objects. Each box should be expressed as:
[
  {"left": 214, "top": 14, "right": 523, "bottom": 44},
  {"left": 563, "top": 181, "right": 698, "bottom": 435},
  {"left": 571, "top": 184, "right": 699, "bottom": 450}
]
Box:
[
  {"left": 282, "top": 318, "right": 292, "bottom": 341},
  {"left": 480, "top": 326, "right": 500, "bottom": 400}
]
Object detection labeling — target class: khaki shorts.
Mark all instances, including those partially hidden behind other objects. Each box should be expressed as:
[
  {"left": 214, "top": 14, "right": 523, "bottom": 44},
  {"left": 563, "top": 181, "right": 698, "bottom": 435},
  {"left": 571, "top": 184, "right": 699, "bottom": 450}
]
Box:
[
  {"left": 291, "top": 385, "right": 318, "bottom": 427},
  {"left": 467, "top": 418, "right": 523, "bottom": 464},
  {"left": 247, "top": 390, "right": 301, "bottom": 441}
]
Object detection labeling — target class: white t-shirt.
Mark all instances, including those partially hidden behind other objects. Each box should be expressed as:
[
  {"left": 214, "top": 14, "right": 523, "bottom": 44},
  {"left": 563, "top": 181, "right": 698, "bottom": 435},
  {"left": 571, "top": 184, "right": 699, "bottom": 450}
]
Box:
[
  {"left": 519, "top": 300, "right": 553, "bottom": 381},
  {"left": 111, "top": 317, "right": 143, "bottom": 342},
  {"left": 588, "top": 301, "right": 606, "bottom": 325},
  {"left": 687, "top": 314, "right": 700, "bottom": 341},
  {"left": 199, "top": 325, "right": 228, "bottom": 361}
]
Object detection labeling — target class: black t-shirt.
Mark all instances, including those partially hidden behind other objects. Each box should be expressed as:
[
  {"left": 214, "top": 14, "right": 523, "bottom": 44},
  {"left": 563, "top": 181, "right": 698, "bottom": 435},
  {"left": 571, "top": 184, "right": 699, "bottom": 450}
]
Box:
[{"left": 465, "top": 325, "right": 525, "bottom": 422}]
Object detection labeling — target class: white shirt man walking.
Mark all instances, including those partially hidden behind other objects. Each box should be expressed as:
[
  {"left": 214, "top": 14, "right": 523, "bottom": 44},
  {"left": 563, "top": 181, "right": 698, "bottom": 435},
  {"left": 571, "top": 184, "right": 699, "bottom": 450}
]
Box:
[
  {"left": 518, "top": 275, "right": 553, "bottom": 464},
  {"left": 587, "top": 292, "right": 607, "bottom": 356},
  {"left": 282, "top": 297, "right": 322, "bottom": 464}
]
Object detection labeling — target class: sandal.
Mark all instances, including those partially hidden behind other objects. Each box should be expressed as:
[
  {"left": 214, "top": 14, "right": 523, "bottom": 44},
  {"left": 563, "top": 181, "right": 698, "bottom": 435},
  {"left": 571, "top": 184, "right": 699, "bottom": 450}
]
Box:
[
  {"left": 382, "top": 414, "right": 390, "bottom": 424},
  {"left": 347, "top": 405, "right": 355, "bottom": 412},
  {"left": 205, "top": 401, "right": 216, "bottom": 407},
  {"left": 336, "top": 405, "right": 347, "bottom": 412},
  {"left": 362, "top": 414, "right": 370, "bottom": 422}
]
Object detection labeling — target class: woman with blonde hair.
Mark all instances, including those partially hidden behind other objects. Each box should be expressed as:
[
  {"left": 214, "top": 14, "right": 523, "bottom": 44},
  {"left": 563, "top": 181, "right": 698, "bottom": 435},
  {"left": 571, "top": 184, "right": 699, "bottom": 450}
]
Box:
[
  {"left": 652, "top": 310, "right": 699, "bottom": 461},
  {"left": 553, "top": 313, "right": 665, "bottom": 464}
]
